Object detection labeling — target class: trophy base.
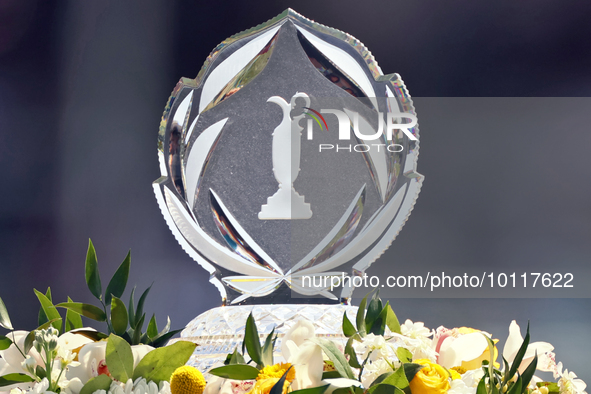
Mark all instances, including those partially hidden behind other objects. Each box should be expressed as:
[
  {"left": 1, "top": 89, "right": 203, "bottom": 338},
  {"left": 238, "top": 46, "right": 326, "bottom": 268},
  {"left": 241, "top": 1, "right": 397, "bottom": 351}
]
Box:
[
  {"left": 178, "top": 304, "right": 357, "bottom": 374},
  {"left": 259, "top": 187, "right": 312, "bottom": 219}
]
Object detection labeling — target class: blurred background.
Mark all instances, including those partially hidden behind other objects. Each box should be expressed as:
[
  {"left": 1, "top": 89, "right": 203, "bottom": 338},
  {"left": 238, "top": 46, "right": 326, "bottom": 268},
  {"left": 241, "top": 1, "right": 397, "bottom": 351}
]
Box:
[{"left": 1, "top": 0, "right": 590, "bottom": 383}]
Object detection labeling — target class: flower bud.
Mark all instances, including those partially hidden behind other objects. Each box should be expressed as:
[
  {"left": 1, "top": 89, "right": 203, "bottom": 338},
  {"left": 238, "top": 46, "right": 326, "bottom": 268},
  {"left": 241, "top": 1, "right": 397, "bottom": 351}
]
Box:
[{"left": 20, "top": 355, "right": 37, "bottom": 375}]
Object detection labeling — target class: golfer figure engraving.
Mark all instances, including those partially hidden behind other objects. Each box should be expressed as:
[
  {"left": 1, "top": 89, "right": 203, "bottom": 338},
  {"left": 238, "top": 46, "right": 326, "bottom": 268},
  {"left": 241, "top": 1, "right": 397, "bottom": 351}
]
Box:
[{"left": 259, "top": 92, "right": 313, "bottom": 220}]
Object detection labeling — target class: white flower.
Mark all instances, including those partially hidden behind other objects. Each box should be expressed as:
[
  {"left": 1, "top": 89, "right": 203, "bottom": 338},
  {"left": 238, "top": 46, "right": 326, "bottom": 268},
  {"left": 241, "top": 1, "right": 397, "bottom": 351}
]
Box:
[
  {"left": 280, "top": 320, "right": 315, "bottom": 362},
  {"left": 460, "top": 369, "right": 485, "bottom": 388},
  {"left": 448, "top": 379, "right": 476, "bottom": 394},
  {"left": 203, "top": 375, "right": 224, "bottom": 394},
  {"left": 281, "top": 320, "right": 323, "bottom": 390},
  {"left": 62, "top": 378, "right": 84, "bottom": 394},
  {"left": 431, "top": 326, "right": 493, "bottom": 370},
  {"left": 57, "top": 330, "right": 95, "bottom": 354},
  {"left": 360, "top": 359, "right": 393, "bottom": 388},
  {"left": 354, "top": 333, "right": 396, "bottom": 362},
  {"left": 8, "top": 379, "right": 56, "bottom": 394},
  {"left": 554, "top": 362, "right": 587, "bottom": 394},
  {"left": 57, "top": 347, "right": 80, "bottom": 369},
  {"left": 91, "top": 378, "right": 170, "bottom": 394},
  {"left": 0, "top": 331, "right": 42, "bottom": 393},
  {"left": 66, "top": 341, "right": 154, "bottom": 386},
  {"left": 400, "top": 320, "right": 432, "bottom": 340},
  {"left": 503, "top": 321, "right": 555, "bottom": 374},
  {"left": 324, "top": 378, "right": 363, "bottom": 393},
  {"left": 229, "top": 380, "right": 254, "bottom": 394}
]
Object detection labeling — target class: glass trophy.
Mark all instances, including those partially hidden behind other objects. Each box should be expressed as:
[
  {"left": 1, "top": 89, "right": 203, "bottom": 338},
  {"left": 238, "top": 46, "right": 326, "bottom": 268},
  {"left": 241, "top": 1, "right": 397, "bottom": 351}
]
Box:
[{"left": 153, "top": 9, "right": 422, "bottom": 371}]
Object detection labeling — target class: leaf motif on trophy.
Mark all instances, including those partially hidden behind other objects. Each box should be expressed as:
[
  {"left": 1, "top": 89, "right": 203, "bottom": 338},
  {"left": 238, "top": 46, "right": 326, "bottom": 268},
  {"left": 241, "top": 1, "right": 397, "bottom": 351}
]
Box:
[{"left": 198, "top": 26, "right": 282, "bottom": 114}]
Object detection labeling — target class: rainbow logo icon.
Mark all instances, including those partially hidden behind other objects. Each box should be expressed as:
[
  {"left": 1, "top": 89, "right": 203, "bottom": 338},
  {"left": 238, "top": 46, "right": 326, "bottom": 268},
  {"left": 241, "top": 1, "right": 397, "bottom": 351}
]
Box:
[{"left": 303, "top": 107, "right": 328, "bottom": 132}]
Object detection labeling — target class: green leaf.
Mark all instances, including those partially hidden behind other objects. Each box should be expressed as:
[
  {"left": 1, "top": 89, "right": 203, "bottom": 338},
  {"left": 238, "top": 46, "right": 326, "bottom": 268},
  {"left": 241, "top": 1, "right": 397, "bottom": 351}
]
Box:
[
  {"left": 106, "top": 334, "right": 134, "bottom": 382},
  {"left": 110, "top": 296, "right": 128, "bottom": 335},
  {"left": 128, "top": 287, "right": 136, "bottom": 327},
  {"left": 291, "top": 385, "right": 330, "bottom": 394},
  {"left": 132, "top": 340, "right": 197, "bottom": 384},
  {"left": 133, "top": 314, "right": 145, "bottom": 345},
  {"left": 226, "top": 347, "right": 246, "bottom": 365},
  {"left": 80, "top": 375, "right": 113, "bottom": 394},
  {"left": 65, "top": 297, "right": 84, "bottom": 332},
  {"left": 209, "top": 364, "right": 261, "bottom": 380},
  {"left": 85, "top": 239, "right": 102, "bottom": 301},
  {"left": 383, "top": 303, "right": 401, "bottom": 334},
  {"left": 35, "top": 365, "right": 46, "bottom": 379},
  {"left": 345, "top": 337, "right": 361, "bottom": 369},
  {"left": 244, "top": 313, "right": 262, "bottom": 366},
  {"left": 261, "top": 328, "right": 276, "bottom": 367},
  {"left": 147, "top": 315, "right": 158, "bottom": 339},
  {"left": 37, "top": 288, "right": 52, "bottom": 327},
  {"left": 0, "top": 335, "right": 12, "bottom": 351},
  {"left": 147, "top": 317, "right": 176, "bottom": 347},
  {"left": 56, "top": 302, "right": 107, "bottom": 322},
  {"left": 0, "top": 296, "right": 13, "bottom": 330},
  {"left": 537, "top": 382, "right": 560, "bottom": 394},
  {"left": 310, "top": 337, "right": 355, "bottom": 380},
  {"left": 504, "top": 323, "right": 529, "bottom": 385},
  {"left": 369, "top": 372, "right": 393, "bottom": 387},
  {"left": 476, "top": 376, "right": 488, "bottom": 394},
  {"left": 365, "top": 292, "right": 381, "bottom": 332},
  {"left": 270, "top": 366, "right": 293, "bottom": 394},
  {"left": 396, "top": 348, "right": 412, "bottom": 364},
  {"left": 356, "top": 293, "right": 369, "bottom": 337},
  {"left": 33, "top": 289, "right": 62, "bottom": 332},
  {"left": 507, "top": 375, "right": 522, "bottom": 394},
  {"left": 149, "top": 329, "right": 182, "bottom": 348},
  {"left": 157, "top": 316, "right": 171, "bottom": 336},
  {"left": 135, "top": 285, "right": 152, "bottom": 328},
  {"left": 68, "top": 329, "right": 108, "bottom": 342},
  {"left": 482, "top": 334, "right": 498, "bottom": 389},
  {"left": 402, "top": 363, "right": 424, "bottom": 383},
  {"left": 0, "top": 373, "right": 35, "bottom": 387},
  {"left": 105, "top": 251, "right": 131, "bottom": 306},
  {"left": 502, "top": 357, "right": 510, "bottom": 378},
  {"left": 322, "top": 371, "right": 342, "bottom": 380},
  {"left": 343, "top": 312, "right": 357, "bottom": 337},
  {"left": 371, "top": 384, "right": 405, "bottom": 394},
  {"left": 45, "top": 287, "right": 52, "bottom": 302},
  {"left": 379, "top": 366, "right": 409, "bottom": 391},
  {"left": 520, "top": 354, "right": 538, "bottom": 392}
]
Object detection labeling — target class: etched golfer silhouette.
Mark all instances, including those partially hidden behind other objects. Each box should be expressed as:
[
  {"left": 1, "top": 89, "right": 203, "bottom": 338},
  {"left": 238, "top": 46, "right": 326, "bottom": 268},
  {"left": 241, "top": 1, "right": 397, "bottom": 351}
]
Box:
[{"left": 259, "top": 92, "right": 312, "bottom": 220}]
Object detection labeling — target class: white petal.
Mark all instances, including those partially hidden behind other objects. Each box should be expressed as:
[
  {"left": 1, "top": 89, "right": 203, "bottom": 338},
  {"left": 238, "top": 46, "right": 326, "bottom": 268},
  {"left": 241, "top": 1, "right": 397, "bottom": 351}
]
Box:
[
  {"left": 58, "top": 329, "right": 95, "bottom": 351},
  {"left": 503, "top": 321, "right": 523, "bottom": 363},
  {"left": 438, "top": 333, "right": 488, "bottom": 368},
  {"left": 523, "top": 341, "right": 554, "bottom": 360},
  {"left": 292, "top": 342, "right": 324, "bottom": 390},
  {"left": 131, "top": 345, "right": 154, "bottom": 368},
  {"left": 324, "top": 378, "right": 363, "bottom": 388}
]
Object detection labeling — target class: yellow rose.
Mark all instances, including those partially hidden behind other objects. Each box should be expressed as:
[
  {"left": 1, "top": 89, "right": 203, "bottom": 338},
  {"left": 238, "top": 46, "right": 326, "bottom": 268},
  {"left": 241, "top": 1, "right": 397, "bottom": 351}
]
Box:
[
  {"left": 249, "top": 378, "right": 291, "bottom": 394},
  {"left": 409, "top": 359, "right": 451, "bottom": 394},
  {"left": 257, "top": 363, "right": 295, "bottom": 382},
  {"left": 248, "top": 364, "right": 295, "bottom": 394}
]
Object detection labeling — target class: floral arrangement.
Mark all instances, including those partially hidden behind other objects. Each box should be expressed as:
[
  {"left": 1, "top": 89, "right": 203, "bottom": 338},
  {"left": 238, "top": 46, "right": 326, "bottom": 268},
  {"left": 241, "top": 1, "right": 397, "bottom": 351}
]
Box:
[
  {"left": 201, "top": 292, "right": 587, "bottom": 394},
  {"left": 1, "top": 242, "right": 587, "bottom": 394},
  {"left": 0, "top": 241, "right": 198, "bottom": 394}
]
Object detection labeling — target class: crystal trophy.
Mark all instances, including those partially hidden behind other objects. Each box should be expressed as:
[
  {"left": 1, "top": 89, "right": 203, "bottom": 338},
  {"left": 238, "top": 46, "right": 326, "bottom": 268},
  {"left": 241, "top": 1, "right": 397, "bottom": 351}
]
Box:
[{"left": 153, "top": 9, "right": 422, "bottom": 371}]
